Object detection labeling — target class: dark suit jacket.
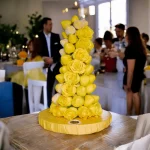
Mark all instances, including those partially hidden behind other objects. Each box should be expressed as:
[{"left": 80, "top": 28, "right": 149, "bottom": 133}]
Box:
[{"left": 38, "top": 32, "right": 62, "bottom": 74}]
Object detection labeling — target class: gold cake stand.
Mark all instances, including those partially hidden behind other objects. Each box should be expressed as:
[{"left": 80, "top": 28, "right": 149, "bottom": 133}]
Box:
[{"left": 39, "top": 109, "right": 112, "bottom": 135}]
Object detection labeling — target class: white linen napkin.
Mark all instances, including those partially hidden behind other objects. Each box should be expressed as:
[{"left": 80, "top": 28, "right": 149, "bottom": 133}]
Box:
[
  {"left": 115, "top": 113, "right": 150, "bottom": 150},
  {"left": 0, "top": 122, "right": 11, "bottom": 150},
  {"left": 114, "top": 134, "right": 150, "bottom": 150},
  {"left": 134, "top": 113, "right": 150, "bottom": 140}
]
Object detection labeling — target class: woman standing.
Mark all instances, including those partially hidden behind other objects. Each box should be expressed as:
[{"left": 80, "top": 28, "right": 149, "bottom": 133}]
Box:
[
  {"left": 101, "top": 31, "right": 117, "bottom": 72},
  {"left": 123, "top": 27, "right": 147, "bottom": 115}
]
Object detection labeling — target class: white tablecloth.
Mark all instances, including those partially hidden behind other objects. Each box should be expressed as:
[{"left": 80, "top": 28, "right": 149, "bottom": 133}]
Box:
[
  {"left": 0, "top": 61, "right": 13, "bottom": 69},
  {"left": 94, "top": 72, "right": 127, "bottom": 115},
  {"left": 143, "top": 80, "right": 150, "bottom": 113},
  {"left": 94, "top": 73, "right": 150, "bottom": 115},
  {"left": 0, "top": 62, "right": 22, "bottom": 76}
]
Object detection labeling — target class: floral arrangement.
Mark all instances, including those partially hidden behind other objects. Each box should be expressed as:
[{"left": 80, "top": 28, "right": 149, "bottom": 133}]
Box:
[
  {"left": 17, "top": 51, "right": 28, "bottom": 66},
  {"left": 50, "top": 15, "right": 103, "bottom": 120}
]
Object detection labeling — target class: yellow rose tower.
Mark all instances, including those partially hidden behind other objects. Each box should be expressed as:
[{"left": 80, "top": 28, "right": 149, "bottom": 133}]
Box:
[{"left": 39, "top": 15, "right": 112, "bottom": 135}]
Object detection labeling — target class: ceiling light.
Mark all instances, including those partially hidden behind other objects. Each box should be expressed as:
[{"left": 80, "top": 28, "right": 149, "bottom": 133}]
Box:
[
  {"left": 89, "top": 5, "right": 95, "bottom": 15},
  {"left": 74, "top": 1, "right": 78, "bottom": 6},
  {"left": 65, "top": 8, "right": 68, "bottom": 12}
]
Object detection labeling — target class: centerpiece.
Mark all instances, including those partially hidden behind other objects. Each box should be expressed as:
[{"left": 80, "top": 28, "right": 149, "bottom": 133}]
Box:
[{"left": 39, "top": 15, "right": 112, "bottom": 135}]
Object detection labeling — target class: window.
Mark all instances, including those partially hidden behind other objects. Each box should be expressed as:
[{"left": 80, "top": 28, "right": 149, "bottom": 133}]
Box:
[
  {"left": 98, "top": 2, "right": 110, "bottom": 37},
  {"left": 111, "top": 0, "right": 126, "bottom": 28},
  {"left": 89, "top": 5, "right": 95, "bottom": 15},
  {"left": 98, "top": 0, "right": 127, "bottom": 37}
]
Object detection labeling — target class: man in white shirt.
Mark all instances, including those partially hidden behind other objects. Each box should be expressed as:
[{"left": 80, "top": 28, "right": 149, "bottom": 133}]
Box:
[
  {"left": 113, "top": 23, "right": 126, "bottom": 73},
  {"left": 39, "top": 17, "right": 62, "bottom": 106}
]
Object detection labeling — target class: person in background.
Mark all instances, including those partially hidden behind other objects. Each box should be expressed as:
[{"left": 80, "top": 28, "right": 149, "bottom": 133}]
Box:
[
  {"left": 141, "top": 33, "right": 150, "bottom": 51},
  {"left": 91, "top": 38, "right": 103, "bottom": 71},
  {"left": 113, "top": 23, "right": 125, "bottom": 43},
  {"left": 101, "top": 31, "right": 117, "bottom": 72},
  {"left": 92, "top": 38, "right": 103, "bottom": 57},
  {"left": 39, "top": 17, "right": 62, "bottom": 106},
  {"left": 113, "top": 24, "right": 126, "bottom": 73},
  {"left": 123, "top": 27, "right": 146, "bottom": 115},
  {"left": 27, "top": 38, "right": 42, "bottom": 62},
  {"left": 11, "top": 38, "right": 44, "bottom": 86}
]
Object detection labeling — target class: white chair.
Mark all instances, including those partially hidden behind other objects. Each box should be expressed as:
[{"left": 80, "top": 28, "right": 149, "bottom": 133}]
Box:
[
  {"left": 22, "top": 61, "right": 46, "bottom": 114},
  {"left": 28, "top": 79, "right": 48, "bottom": 113},
  {"left": 0, "top": 70, "right": 5, "bottom": 82},
  {"left": 23, "top": 61, "right": 44, "bottom": 75}
]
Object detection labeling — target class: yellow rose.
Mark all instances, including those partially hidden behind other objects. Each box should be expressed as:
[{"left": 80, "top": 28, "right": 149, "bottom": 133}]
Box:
[
  {"left": 68, "top": 60, "right": 86, "bottom": 74},
  {"left": 68, "top": 34, "right": 77, "bottom": 44},
  {"left": 65, "top": 26, "right": 76, "bottom": 35},
  {"left": 89, "top": 74, "right": 96, "bottom": 83},
  {"left": 92, "top": 95, "right": 100, "bottom": 103},
  {"left": 64, "top": 43, "right": 75, "bottom": 54},
  {"left": 56, "top": 74, "right": 64, "bottom": 83},
  {"left": 84, "top": 65, "right": 94, "bottom": 75},
  {"left": 80, "top": 75, "right": 90, "bottom": 86},
  {"left": 62, "top": 83, "right": 76, "bottom": 97},
  {"left": 60, "top": 39, "right": 68, "bottom": 47},
  {"left": 86, "top": 84, "right": 96, "bottom": 94},
  {"left": 76, "top": 38, "right": 94, "bottom": 52},
  {"left": 71, "top": 15, "right": 79, "bottom": 23},
  {"left": 78, "top": 106, "right": 91, "bottom": 119},
  {"left": 59, "top": 49, "right": 66, "bottom": 56},
  {"left": 89, "top": 103, "right": 103, "bottom": 117},
  {"left": 73, "top": 20, "right": 83, "bottom": 29},
  {"left": 84, "top": 95, "right": 95, "bottom": 107},
  {"left": 49, "top": 103, "right": 56, "bottom": 113},
  {"left": 76, "top": 26, "right": 94, "bottom": 39},
  {"left": 77, "top": 86, "right": 86, "bottom": 97},
  {"left": 61, "top": 55, "right": 72, "bottom": 65},
  {"left": 58, "top": 95, "right": 72, "bottom": 107},
  {"left": 52, "top": 105, "right": 67, "bottom": 117},
  {"left": 64, "top": 71, "right": 80, "bottom": 85},
  {"left": 62, "top": 32, "right": 68, "bottom": 39},
  {"left": 59, "top": 66, "right": 68, "bottom": 74},
  {"left": 52, "top": 93, "right": 61, "bottom": 104},
  {"left": 80, "top": 20, "right": 88, "bottom": 28},
  {"left": 64, "top": 107, "right": 78, "bottom": 120},
  {"left": 61, "top": 20, "right": 71, "bottom": 29},
  {"left": 55, "top": 84, "right": 63, "bottom": 93},
  {"left": 73, "top": 48, "right": 91, "bottom": 64},
  {"left": 72, "top": 95, "right": 84, "bottom": 107}
]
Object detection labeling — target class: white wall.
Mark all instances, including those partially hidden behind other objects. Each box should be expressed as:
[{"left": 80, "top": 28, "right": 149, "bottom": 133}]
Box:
[
  {"left": 43, "top": 1, "right": 78, "bottom": 37},
  {"left": 1, "top": 0, "right": 150, "bottom": 38},
  {"left": 86, "top": 15, "right": 96, "bottom": 39},
  {"left": 128, "top": 0, "right": 149, "bottom": 34},
  {"left": 0, "top": 0, "right": 43, "bottom": 34}
]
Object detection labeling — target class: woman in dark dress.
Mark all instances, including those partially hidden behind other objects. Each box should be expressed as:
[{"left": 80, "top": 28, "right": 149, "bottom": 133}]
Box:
[{"left": 123, "top": 27, "right": 147, "bottom": 115}]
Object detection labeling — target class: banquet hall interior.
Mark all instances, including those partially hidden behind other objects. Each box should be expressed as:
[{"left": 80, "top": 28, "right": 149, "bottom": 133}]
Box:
[{"left": 1, "top": 0, "right": 150, "bottom": 150}]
